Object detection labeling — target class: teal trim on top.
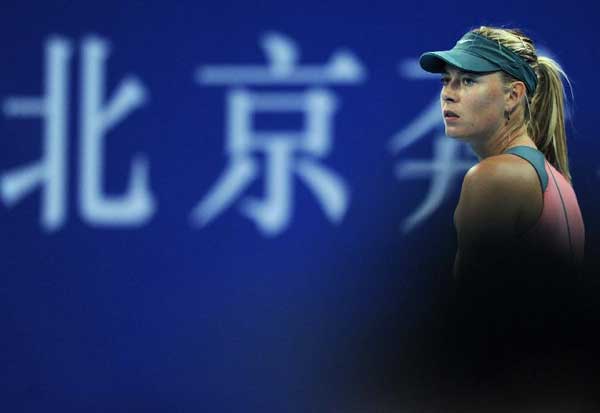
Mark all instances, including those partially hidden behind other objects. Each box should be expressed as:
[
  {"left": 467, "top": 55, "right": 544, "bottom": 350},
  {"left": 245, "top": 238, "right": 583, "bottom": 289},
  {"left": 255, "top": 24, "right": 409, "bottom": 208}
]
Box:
[{"left": 503, "top": 146, "right": 548, "bottom": 192}]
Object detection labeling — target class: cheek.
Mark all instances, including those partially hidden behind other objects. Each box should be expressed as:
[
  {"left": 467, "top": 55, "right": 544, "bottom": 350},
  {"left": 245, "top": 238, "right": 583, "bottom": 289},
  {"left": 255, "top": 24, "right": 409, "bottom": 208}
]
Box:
[{"left": 468, "top": 91, "right": 503, "bottom": 126}]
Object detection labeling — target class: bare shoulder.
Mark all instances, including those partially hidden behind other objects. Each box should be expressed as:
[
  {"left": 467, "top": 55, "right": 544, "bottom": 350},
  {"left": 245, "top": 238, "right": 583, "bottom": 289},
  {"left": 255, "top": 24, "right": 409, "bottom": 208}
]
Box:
[
  {"left": 453, "top": 153, "right": 543, "bottom": 277},
  {"left": 455, "top": 154, "right": 541, "bottom": 234},
  {"left": 461, "top": 154, "right": 535, "bottom": 200},
  {"left": 465, "top": 154, "right": 538, "bottom": 191}
]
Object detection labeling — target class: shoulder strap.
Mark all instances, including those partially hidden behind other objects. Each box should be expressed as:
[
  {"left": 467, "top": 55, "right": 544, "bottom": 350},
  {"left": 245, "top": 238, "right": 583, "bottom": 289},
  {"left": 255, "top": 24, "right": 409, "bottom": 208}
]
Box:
[{"left": 503, "top": 146, "right": 548, "bottom": 192}]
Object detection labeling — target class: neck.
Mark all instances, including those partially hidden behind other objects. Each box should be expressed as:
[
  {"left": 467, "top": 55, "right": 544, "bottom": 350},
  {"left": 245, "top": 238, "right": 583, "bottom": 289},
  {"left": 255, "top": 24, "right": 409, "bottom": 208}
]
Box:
[{"left": 469, "top": 124, "right": 536, "bottom": 160}]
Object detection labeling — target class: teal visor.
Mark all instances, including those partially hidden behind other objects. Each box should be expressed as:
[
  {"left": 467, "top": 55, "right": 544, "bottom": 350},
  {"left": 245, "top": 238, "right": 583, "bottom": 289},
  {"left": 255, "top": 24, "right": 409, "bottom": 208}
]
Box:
[{"left": 419, "top": 32, "right": 538, "bottom": 96}]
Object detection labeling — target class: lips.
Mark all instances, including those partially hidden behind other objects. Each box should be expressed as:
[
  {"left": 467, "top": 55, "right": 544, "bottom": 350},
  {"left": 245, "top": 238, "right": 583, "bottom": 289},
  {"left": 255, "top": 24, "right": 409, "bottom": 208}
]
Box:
[{"left": 444, "top": 110, "right": 460, "bottom": 118}]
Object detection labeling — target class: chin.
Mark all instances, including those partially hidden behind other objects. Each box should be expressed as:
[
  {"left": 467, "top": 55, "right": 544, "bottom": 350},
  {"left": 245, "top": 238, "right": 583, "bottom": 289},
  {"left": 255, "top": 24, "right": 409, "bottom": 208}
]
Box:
[
  {"left": 444, "top": 128, "right": 463, "bottom": 139},
  {"left": 444, "top": 127, "right": 473, "bottom": 142}
]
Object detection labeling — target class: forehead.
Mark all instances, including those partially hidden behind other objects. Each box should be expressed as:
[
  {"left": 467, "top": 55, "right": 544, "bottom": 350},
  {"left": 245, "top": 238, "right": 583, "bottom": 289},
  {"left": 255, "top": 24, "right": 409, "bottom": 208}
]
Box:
[
  {"left": 442, "top": 64, "right": 501, "bottom": 81},
  {"left": 442, "top": 64, "right": 481, "bottom": 76}
]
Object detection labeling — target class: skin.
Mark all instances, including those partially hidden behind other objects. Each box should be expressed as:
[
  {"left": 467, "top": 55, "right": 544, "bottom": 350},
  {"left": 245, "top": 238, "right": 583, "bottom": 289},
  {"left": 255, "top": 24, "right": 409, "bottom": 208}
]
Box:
[{"left": 440, "top": 65, "right": 543, "bottom": 278}]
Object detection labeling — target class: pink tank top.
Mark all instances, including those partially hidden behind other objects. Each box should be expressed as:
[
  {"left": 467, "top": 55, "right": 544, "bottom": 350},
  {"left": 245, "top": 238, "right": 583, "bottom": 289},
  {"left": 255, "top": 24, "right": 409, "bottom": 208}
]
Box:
[{"left": 504, "top": 146, "right": 585, "bottom": 269}]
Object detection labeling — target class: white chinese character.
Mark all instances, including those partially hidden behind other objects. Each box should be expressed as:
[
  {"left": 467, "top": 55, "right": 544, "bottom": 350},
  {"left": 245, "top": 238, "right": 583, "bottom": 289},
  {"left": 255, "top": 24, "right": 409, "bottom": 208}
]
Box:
[
  {"left": 191, "top": 32, "right": 365, "bottom": 237},
  {"left": 389, "top": 58, "right": 477, "bottom": 233},
  {"left": 1, "top": 37, "right": 71, "bottom": 231},
  {"left": 1, "top": 36, "right": 155, "bottom": 231},
  {"left": 79, "top": 36, "right": 154, "bottom": 226}
]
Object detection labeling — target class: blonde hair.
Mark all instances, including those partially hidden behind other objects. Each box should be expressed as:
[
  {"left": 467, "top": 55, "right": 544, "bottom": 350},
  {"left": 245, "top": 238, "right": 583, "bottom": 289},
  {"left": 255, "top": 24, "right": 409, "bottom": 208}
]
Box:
[{"left": 472, "top": 26, "right": 573, "bottom": 182}]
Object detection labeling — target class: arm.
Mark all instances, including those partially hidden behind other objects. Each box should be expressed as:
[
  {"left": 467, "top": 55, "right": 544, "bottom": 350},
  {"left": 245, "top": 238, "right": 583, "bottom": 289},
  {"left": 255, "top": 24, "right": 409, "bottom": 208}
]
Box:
[{"left": 453, "top": 160, "right": 529, "bottom": 278}]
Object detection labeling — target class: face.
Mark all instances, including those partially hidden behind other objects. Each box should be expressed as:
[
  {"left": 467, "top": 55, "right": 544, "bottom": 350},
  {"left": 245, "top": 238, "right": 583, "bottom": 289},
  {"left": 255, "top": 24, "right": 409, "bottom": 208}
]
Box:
[{"left": 440, "top": 65, "right": 507, "bottom": 141}]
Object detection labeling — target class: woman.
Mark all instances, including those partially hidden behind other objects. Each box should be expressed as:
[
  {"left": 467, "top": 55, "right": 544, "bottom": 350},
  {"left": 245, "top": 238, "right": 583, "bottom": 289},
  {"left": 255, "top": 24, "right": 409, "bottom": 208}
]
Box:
[
  {"left": 416, "top": 27, "right": 591, "bottom": 403},
  {"left": 419, "top": 26, "right": 585, "bottom": 280}
]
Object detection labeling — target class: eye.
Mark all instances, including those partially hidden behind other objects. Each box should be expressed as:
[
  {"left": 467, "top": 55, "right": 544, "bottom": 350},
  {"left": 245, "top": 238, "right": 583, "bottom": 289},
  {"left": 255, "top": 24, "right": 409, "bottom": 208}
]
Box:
[
  {"left": 440, "top": 77, "right": 450, "bottom": 85},
  {"left": 462, "top": 77, "right": 475, "bottom": 86}
]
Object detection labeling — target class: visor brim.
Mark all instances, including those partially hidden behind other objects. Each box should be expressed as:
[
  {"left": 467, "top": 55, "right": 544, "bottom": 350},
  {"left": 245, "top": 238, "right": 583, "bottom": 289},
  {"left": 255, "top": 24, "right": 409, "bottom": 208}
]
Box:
[{"left": 419, "top": 50, "right": 500, "bottom": 73}]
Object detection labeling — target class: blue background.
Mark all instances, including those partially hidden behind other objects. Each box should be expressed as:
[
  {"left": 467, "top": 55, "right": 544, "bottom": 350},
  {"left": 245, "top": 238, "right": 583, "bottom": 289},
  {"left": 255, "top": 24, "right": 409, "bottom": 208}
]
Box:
[{"left": 2, "top": 1, "right": 599, "bottom": 411}]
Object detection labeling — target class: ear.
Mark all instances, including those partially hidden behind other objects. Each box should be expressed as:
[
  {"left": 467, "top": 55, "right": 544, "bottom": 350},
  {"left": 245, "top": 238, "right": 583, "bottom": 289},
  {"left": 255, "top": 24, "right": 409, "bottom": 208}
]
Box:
[{"left": 505, "top": 81, "right": 527, "bottom": 112}]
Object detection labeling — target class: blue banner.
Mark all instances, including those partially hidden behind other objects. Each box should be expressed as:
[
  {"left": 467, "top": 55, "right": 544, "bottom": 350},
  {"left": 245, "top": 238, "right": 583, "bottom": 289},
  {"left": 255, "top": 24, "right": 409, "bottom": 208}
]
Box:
[{"left": 2, "top": 1, "right": 599, "bottom": 411}]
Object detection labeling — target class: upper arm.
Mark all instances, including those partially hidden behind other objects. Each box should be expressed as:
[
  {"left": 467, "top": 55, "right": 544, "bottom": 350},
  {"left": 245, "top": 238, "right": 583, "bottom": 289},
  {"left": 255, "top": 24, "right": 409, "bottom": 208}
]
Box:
[
  {"left": 454, "top": 160, "right": 528, "bottom": 273},
  {"left": 456, "top": 163, "right": 521, "bottom": 243}
]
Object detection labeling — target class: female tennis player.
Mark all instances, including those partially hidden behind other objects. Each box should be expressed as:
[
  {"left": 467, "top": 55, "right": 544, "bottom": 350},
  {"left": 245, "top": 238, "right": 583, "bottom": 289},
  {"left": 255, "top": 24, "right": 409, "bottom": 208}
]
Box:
[
  {"left": 419, "top": 26, "right": 584, "bottom": 280},
  {"left": 415, "top": 27, "right": 592, "bottom": 406}
]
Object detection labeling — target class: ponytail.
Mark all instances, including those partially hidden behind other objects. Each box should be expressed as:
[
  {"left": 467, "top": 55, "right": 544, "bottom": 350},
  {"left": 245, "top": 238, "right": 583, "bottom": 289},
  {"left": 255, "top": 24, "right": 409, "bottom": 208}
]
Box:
[
  {"left": 528, "top": 56, "right": 572, "bottom": 182},
  {"left": 473, "top": 26, "right": 575, "bottom": 183}
]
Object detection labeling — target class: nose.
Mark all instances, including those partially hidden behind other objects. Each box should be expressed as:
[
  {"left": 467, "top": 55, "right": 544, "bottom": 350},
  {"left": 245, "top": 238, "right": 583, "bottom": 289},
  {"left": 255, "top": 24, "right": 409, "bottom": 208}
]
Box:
[
  {"left": 441, "top": 76, "right": 461, "bottom": 103},
  {"left": 441, "top": 86, "right": 457, "bottom": 103}
]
